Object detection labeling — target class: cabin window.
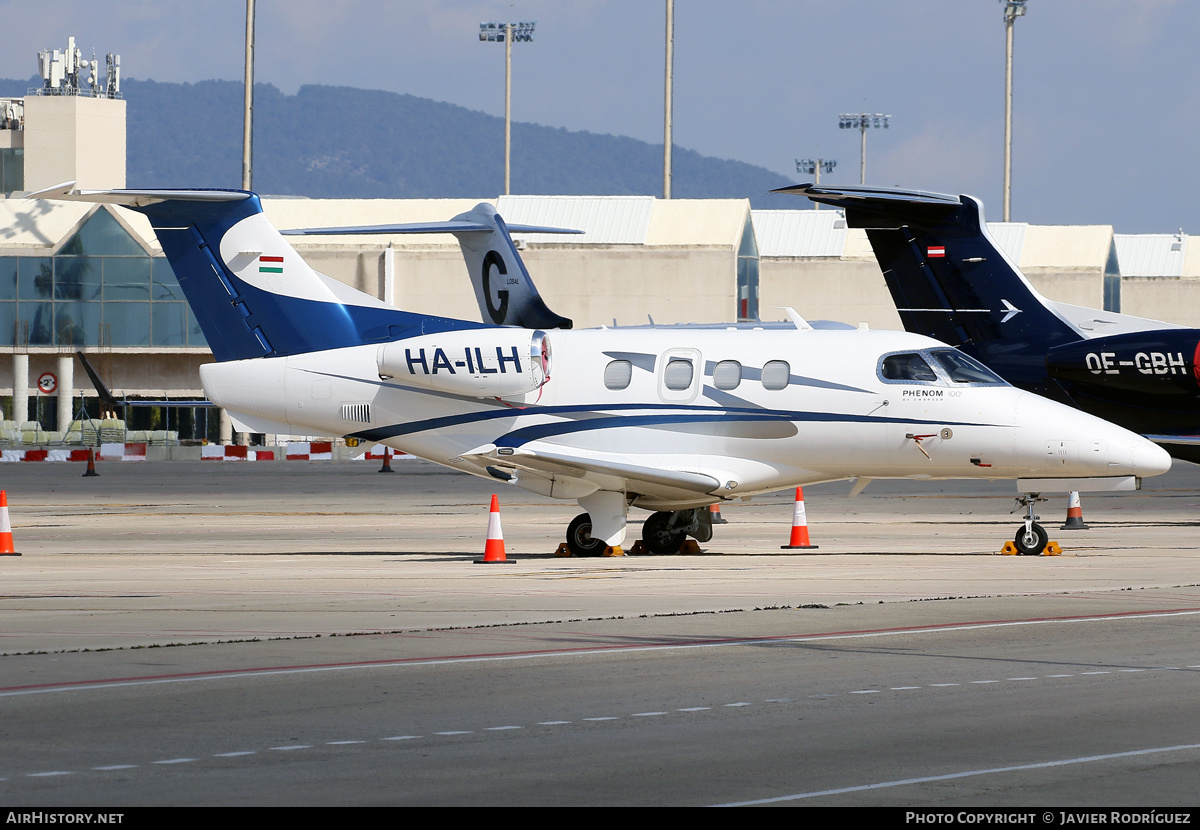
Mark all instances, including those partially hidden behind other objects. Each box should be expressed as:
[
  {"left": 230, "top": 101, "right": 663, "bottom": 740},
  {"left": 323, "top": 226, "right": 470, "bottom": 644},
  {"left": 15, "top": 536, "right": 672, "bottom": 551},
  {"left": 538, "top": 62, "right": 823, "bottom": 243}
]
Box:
[
  {"left": 762, "top": 360, "right": 790, "bottom": 390},
  {"left": 664, "top": 358, "right": 694, "bottom": 391},
  {"left": 931, "top": 350, "right": 1004, "bottom": 384},
  {"left": 881, "top": 353, "right": 937, "bottom": 382},
  {"left": 713, "top": 360, "right": 742, "bottom": 390},
  {"left": 604, "top": 359, "right": 633, "bottom": 390}
]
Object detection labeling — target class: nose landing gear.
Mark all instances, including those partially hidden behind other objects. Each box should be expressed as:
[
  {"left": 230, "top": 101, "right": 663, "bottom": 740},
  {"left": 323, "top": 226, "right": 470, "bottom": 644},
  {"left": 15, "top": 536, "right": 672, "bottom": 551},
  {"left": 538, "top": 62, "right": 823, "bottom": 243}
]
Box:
[{"left": 1011, "top": 492, "right": 1050, "bottom": 555}]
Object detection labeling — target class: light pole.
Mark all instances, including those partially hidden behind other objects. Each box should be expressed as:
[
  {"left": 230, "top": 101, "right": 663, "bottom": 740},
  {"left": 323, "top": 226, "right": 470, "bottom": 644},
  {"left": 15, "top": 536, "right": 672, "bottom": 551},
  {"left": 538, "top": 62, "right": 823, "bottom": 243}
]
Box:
[
  {"left": 839, "top": 113, "right": 890, "bottom": 185},
  {"left": 242, "top": 0, "right": 254, "bottom": 190},
  {"left": 796, "top": 159, "right": 837, "bottom": 208},
  {"left": 1002, "top": 0, "right": 1027, "bottom": 222},
  {"left": 664, "top": 0, "right": 673, "bottom": 200},
  {"left": 480, "top": 21, "right": 536, "bottom": 195}
]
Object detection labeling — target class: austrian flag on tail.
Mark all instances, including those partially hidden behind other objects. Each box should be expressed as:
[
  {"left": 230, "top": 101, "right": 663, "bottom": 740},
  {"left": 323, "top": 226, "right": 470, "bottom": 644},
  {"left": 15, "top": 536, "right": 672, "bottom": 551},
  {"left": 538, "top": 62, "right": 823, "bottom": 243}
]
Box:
[
  {"left": 259, "top": 255, "right": 284, "bottom": 273},
  {"left": 927, "top": 246, "right": 946, "bottom": 258}
]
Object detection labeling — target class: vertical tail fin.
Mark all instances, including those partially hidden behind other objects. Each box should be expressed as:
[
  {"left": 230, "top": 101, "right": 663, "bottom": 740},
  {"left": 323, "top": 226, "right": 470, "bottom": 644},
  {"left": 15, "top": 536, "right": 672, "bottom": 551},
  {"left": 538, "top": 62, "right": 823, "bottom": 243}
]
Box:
[
  {"left": 33, "top": 184, "right": 479, "bottom": 361},
  {"left": 448, "top": 203, "right": 573, "bottom": 329},
  {"left": 775, "top": 184, "right": 1084, "bottom": 392},
  {"left": 280, "top": 202, "right": 577, "bottom": 329}
]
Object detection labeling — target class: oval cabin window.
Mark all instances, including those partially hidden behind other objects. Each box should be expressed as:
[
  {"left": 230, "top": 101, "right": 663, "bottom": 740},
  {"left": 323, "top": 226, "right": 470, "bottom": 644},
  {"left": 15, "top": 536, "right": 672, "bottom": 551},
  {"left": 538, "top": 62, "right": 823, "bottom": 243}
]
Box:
[
  {"left": 663, "top": 358, "right": 694, "bottom": 391},
  {"left": 713, "top": 360, "right": 742, "bottom": 390},
  {"left": 762, "top": 360, "right": 790, "bottom": 391},
  {"left": 604, "top": 359, "right": 633, "bottom": 390}
]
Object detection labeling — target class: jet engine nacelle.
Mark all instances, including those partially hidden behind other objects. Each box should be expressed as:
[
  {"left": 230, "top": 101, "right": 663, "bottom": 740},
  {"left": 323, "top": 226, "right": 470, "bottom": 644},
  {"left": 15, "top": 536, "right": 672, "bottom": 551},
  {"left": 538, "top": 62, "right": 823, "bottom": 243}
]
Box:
[
  {"left": 377, "top": 329, "right": 551, "bottom": 398},
  {"left": 1047, "top": 330, "right": 1200, "bottom": 395}
]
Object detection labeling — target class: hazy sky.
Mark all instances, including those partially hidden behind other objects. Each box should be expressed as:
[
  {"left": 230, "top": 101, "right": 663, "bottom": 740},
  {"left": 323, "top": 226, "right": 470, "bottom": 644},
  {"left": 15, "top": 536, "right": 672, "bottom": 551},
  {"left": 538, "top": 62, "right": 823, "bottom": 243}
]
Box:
[{"left": 2, "top": 0, "right": 1196, "bottom": 232}]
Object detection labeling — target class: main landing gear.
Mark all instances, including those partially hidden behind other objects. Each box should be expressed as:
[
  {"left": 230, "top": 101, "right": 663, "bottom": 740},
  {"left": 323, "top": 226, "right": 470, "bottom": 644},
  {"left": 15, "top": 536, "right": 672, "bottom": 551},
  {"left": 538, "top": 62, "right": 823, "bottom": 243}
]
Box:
[
  {"left": 1011, "top": 492, "right": 1050, "bottom": 555},
  {"left": 564, "top": 507, "right": 714, "bottom": 557}
]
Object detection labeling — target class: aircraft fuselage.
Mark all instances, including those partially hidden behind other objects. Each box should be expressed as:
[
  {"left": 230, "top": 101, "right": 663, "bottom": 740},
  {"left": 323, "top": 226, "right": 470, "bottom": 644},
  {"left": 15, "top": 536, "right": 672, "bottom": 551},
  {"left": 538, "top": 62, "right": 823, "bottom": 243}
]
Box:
[{"left": 204, "top": 325, "right": 1169, "bottom": 511}]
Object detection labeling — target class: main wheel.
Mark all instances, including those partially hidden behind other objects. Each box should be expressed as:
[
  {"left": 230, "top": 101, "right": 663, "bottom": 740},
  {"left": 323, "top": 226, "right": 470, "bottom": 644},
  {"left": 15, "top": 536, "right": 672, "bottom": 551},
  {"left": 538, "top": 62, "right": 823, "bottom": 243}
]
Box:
[
  {"left": 566, "top": 513, "right": 606, "bottom": 557},
  {"left": 1014, "top": 522, "right": 1049, "bottom": 556},
  {"left": 642, "top": 511, "right": 685, "bottom": 555}
]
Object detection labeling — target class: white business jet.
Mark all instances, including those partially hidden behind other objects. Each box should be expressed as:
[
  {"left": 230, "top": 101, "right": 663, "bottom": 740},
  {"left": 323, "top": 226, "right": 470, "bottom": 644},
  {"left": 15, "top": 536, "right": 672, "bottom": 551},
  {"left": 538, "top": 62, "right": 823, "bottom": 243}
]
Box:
[{"left": 35, "top": 184, "right": 1170, "bottom": 556}]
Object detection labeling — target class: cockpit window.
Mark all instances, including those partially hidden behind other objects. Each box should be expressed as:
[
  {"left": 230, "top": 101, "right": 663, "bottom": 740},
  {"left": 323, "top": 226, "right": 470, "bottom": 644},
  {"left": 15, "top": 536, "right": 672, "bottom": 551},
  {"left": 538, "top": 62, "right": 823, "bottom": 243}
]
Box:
[
  {"left": 931, "top": 350, "right": 1005, "bottom": 384},
  {"left": 881, "top": 353, "right": 938, "bottom": 382}
]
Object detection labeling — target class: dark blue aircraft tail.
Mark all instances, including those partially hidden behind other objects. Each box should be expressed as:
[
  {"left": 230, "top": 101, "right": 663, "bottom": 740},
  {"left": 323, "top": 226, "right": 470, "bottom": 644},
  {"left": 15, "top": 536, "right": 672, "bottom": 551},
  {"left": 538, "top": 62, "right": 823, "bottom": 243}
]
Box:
[
  {"left": 774, "top": 184, "right": 1085, "bottom": 393},
  {"left": 31, "top": 184, "right": 481, "bottom": 362}
]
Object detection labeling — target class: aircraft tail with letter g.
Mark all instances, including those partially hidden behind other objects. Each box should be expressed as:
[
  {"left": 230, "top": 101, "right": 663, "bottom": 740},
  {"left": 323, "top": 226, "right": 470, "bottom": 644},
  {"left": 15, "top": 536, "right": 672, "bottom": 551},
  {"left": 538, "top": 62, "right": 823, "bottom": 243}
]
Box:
[{"left": 282, "top": 201, "right": 579, "bottom": 330}]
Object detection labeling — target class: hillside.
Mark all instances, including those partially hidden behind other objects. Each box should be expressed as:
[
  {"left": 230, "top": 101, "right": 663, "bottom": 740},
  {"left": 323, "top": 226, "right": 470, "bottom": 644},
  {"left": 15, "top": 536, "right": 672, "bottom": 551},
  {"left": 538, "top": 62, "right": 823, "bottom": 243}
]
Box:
[{"left": 1, "top": 77, "right": 796, "bottom": 207}]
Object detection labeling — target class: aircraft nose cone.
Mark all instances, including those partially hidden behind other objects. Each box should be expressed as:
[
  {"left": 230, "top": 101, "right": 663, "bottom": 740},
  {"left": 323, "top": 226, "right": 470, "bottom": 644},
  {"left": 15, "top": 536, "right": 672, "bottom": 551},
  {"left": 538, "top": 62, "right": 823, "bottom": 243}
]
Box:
[
  {"left": 1133, "top": 436, "right": 1172, "bottom": 477},
  {"left": 1014, "top": 392, "right": 1172, "bottom": 479},
  {"left": 1084, "top": 419, "right": 1171, "bottom": 478}
]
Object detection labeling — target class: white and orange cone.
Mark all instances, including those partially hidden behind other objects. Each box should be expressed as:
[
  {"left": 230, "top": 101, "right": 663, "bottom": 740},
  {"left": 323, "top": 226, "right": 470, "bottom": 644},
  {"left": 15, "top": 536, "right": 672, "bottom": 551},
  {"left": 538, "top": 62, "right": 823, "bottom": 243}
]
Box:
[
  {"left": 0, "top": 490, "right": 19, "bottom": 556},
  {"left": 1060, "top": 490, "right": 1089, "bottom": 530},
  {"left": 781, "top": 487, "right": 818, "bottom": 549},
  {"left": 475, "top": 494, "right": 515, "bottom": 564}
]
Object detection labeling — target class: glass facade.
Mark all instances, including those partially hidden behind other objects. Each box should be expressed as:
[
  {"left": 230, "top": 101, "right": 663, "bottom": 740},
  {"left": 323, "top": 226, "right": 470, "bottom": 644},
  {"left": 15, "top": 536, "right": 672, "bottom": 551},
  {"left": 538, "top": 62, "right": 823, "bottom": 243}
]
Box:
[
  {"left": 0, "top": 208, "right": 206, "bottom": 348},
  {"left": 1104, "top": 240, "right": 1121, "bottom": 313},
  {"left": 0, "top": 148, "right": 21, "bottom": 193},
  {"left": 736, "top": 213, "right": 760, "bottom": 322}
]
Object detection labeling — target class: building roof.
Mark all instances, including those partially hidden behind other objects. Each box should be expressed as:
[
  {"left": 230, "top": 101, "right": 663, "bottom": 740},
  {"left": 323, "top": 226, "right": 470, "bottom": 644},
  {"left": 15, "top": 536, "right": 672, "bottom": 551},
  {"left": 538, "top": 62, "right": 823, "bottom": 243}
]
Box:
[
  {"left": 2, "top": 197, "right": 1193, "bottom": 278},
  {"left": 496, "top": 195, "right": 655, "bottom": 244},
  {"left": 986, "top": 222, "right": 1028, "bottom": 263},
  {"left": 751, "top": 209, "right": 847, "bottom": 257},
  {"left": 0, "top": 199, "right": 158, "bottom": 253},
  {"left": 1114, "top": 233, "right": 1187, "bottom": 277}
]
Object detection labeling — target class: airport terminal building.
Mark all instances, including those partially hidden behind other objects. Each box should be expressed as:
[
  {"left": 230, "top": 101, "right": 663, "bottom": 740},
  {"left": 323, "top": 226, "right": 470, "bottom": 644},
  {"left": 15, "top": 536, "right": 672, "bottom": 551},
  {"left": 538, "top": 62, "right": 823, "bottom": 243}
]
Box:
[{"left": 3, "top": 59, "right": 1199, "bottom": 446}]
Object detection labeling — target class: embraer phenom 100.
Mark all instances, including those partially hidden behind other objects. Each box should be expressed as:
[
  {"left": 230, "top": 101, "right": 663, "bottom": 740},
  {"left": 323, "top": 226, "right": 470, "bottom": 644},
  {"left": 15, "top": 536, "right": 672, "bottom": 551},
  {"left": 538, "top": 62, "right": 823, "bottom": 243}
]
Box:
[{"left": 35, "top": 183, "right": 1170, "bottom": 556}]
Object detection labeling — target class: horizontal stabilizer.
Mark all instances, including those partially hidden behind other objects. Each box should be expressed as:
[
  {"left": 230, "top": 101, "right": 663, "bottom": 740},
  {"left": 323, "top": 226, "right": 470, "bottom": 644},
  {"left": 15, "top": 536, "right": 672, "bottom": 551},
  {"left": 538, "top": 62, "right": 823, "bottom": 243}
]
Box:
[
  {"left": 282, "top": 221, "right": 583, "bottom": 236},
  {"left": 771, "top": 183, "right": 961, "bottom": 228},
  {"left": 29, "top": 181, "right": 250, "bottom": 207}
]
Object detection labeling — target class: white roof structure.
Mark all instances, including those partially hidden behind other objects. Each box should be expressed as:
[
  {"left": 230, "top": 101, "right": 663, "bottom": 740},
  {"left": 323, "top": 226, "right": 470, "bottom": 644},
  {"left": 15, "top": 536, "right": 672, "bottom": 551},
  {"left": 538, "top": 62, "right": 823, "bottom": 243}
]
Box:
[
  {"left": 1114, "top": 233, "right": 1187, "bottom": 277},
  {"left": 985, "top": 222, "right": 1028, "bottom": 263},
  {"left": 496, "top": 195, "right": 654, "bottom": 244},
  {"left": 750, "top": 209, "right": 847, "bottom": 257}
]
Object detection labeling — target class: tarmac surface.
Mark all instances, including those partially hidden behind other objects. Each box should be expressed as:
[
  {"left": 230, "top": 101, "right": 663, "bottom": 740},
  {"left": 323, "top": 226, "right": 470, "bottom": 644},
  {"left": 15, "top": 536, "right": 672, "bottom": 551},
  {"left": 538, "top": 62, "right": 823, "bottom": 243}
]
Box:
[{"left": 1, "top": 459, "right": 1198, "bottom": 806}]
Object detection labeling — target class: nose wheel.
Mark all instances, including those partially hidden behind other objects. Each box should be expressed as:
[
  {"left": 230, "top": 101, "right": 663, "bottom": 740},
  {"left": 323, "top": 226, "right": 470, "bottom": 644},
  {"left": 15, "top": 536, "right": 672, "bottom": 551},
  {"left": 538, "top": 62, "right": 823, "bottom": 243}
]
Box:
[{"left": 1011, "top": 493, "right": 1050, "bottom": 555}]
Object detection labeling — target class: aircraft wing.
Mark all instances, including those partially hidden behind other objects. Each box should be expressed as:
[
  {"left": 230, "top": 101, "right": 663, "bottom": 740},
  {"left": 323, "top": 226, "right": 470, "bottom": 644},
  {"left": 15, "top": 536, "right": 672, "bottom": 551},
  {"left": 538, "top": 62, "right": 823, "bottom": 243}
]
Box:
[{"left": 466, "top": 444, "right": 722, "bottom": 500}]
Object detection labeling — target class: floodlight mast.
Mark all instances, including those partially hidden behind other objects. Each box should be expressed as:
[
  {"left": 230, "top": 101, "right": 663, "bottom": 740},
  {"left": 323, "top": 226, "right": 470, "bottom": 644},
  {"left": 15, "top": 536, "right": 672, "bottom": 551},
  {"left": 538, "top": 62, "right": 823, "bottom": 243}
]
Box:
[
  {"left": 664, "top": 0, "right": 673, "bottom": 200},
  {"left": 795, "top": 158, "right": 837, "bottom": 208},
  {"left": 480, "top": 21, "right": 536, "bottom": 195},
  {"left": 242, "top": 0, "right": 255, "bottom": 191},
  {"left": 1002, "top": 0, "right": 1027, "bottom": 221},
  {"left": 839, "top": 113, "right": 890, "bottom": 185}
]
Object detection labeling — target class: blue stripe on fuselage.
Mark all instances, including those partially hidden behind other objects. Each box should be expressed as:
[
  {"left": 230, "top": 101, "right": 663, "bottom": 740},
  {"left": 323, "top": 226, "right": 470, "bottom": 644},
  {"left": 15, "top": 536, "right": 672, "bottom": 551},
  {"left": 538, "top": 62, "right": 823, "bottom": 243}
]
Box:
[{"left": 348, "top": 401, "right": 1005, "bottom": 446}]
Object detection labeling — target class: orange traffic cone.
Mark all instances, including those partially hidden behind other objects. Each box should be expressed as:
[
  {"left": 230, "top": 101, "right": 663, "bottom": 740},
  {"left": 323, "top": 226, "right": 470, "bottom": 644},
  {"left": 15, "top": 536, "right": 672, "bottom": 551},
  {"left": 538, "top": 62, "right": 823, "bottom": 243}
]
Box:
[
  {"left": 378, "top": 447, "right": 394, "bottom": 474},
  {"left": 709, "top": 503, "right": 728, "bottom": 524},
  {"left": 83, "top": 447, "right": 100, "bottom": 477},
  {"left": 0, "top": 490, "right": 19, "bottom": 556},
  {"left": 1060, "top": 490, "right": 1089, "bottom": 530},
  {"left": 781, "top": 487, "right": 818, "bottom": 549},
  {"left": 475, "top": 494, "right": 515, "bottom": 564}
]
